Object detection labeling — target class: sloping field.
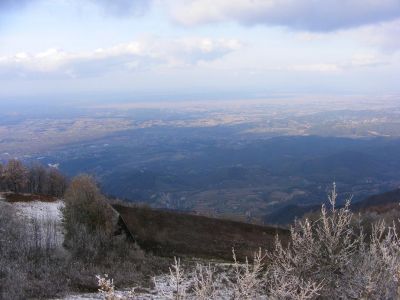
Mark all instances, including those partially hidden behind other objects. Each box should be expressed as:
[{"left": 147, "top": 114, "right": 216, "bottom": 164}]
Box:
[
  {"left": 352, "top": 189, "right": 400, "bottom": 213},
  {"left": 113, "top": 204, "right": 289, "bottom": 260}
]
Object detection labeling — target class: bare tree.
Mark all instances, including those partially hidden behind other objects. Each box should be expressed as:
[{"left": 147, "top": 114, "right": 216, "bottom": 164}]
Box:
[
  {"left": 47, "top": 168, "right": 67, "bottom": 197},
  {"left": 28, "top": 164, "right": 48, "bottom": 194},
  {"left": 4, "top": 159, "right": 28, "bottom": 193},
  {"left": 26, "top": 163, "right": 68, "bottom": 197}
]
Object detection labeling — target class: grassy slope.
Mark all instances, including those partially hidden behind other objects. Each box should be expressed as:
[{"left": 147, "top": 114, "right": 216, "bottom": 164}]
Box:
[{"left": 113, "top": 204, "right": 289, "bottom": 260}]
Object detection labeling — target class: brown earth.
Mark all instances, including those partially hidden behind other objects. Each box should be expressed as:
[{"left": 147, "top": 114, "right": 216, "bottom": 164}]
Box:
[
  {"left": 113, "top": 204, "right": 289, "bottom": 261},
  {"left": 3, "top": 192, "right": 58, "bottom": 203}
]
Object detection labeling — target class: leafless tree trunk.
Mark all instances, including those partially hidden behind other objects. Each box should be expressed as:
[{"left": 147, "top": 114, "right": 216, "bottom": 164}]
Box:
[{"left": 4, "top": 159, "right": 28, "bottom": 193}]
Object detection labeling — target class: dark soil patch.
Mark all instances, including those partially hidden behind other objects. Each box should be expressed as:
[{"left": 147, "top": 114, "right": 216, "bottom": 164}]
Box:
[{"left": 4, "top": 193, "right": 58, "bottom": 203}]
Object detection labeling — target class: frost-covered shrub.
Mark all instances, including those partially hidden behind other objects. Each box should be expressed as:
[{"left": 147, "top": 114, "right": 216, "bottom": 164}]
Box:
[
  {"left": 266, "top": 183, "right": 400, "bottom": 299},
  {"left": 0, "top": 203, "right": 66, "bottom": 300},
  {"left": 134, "top": 183, "right": 400, "bottom": 299},
  {"left": 192, "top": 263, "right": 217, "bottom": 299}
]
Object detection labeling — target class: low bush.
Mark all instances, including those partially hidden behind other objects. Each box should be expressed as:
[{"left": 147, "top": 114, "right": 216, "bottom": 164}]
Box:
[{"left": 100, "top": 184, "right": 400, "bottom": 299}]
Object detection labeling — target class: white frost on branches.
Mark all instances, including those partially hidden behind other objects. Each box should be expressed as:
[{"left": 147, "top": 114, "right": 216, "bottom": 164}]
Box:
[{"left": 96, "top": 183, "right": 400, "bottom": 300}]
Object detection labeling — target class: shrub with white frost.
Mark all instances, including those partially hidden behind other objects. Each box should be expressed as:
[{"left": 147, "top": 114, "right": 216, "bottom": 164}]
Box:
[
  {"left": 267, "top": 183, "right": 400, "bottom": 299},
  {"left": 98, "top": 183, "right": 400, "bottom": 299}
]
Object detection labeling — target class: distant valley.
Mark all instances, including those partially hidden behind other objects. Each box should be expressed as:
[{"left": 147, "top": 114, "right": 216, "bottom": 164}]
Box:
[
  {"left": 42, "top": 133, "right": 400, "bottom": 224},
  {"left": 1, "top": 97, "right": 400, "bottom": 224}
]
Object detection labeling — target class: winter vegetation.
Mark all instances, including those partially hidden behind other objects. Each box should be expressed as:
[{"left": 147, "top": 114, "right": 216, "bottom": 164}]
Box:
[
  {"left": 1, "top": 160, "right": 400, "bottom": 300},
  {"left": 0, "top": 159, "right": 67, "bottom": 197},
  {"left": 0, "top": 200, "right": 63, "bottom": 299},
  {"left": 97, "top": 184, "right": 400, "bottom": 299},
  {"left": 0, "top": 170, "right": 168, "bottom": 300}
]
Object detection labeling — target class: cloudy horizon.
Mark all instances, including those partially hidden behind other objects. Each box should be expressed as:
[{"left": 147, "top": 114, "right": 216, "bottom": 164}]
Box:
[{"left": 1, "top": 0, "right": 400, "bottom": 100}]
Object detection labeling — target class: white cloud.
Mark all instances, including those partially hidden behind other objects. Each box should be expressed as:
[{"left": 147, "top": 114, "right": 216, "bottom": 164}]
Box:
[
  {"left": 89, "top": 0, "right": 150, "bottom": 17},
  {"left": 167, "top": 0, "right": 400, "bottom": 32},
  {"left": 275, "top": 54, "right": 385, "bottom": 73},
  {"left": 294, "top": 32, "right": 325, "bottom": 42},
  {"left": 349, "top": 53, "right": 384, "bottom": 68},
  {"left": 359, "top": 19, "right": 400, "bottom": 52},
  {"left": 0, "top": 37, "right": 242, "bottom": 78},
  {"left": 287, "top": 64, "right": 342, "bottom": 73}
]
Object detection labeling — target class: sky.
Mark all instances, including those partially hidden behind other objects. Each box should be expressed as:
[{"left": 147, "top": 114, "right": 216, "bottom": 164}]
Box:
[{"left": 0, "top": 0, "right": 400, "bottom": 101}]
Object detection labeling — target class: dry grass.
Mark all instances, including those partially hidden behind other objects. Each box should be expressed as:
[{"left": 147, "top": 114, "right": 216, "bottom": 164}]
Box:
[{"left": 113, "top": 204, "right": 289, "bottom": 260}]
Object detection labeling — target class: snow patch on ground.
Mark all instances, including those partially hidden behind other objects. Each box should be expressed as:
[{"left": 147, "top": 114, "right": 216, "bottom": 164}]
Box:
[
  {"left": 60, "top": 290, "right": 164, "bottom": 299},
  {"left": 13, "top": 199, "right": 64, "bottom": 222},
  {"left": 58, "top": 274, "right": 172, "bottom": 300},
  {"left": 59, "top": 270, "right": 212, "bottom": 300},
  {"left": 2, "top": 196, "right": 65, "bottom": 248}
]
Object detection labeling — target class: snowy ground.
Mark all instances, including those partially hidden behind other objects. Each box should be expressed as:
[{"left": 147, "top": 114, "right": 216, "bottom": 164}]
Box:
[
  {"left": 61, "top": 288, "right": 164, "bottom": 299},
  {"left": 14, "top": 199, "right": 65, "bottom": 247},
  {"left": 12, "top": 199, "right": 64, "bottom": 221},
  {"left": 61, "top": 292, "right": 163, "bottom": 299},
  {"left": 0, "top": 194, "right": 65, "bottom": 248},
  {"left": 0, "top": 193, "right": 63, "bottom": 221},
  {"left": 58, "top": 274, "right": 176, "bottom": 300}
]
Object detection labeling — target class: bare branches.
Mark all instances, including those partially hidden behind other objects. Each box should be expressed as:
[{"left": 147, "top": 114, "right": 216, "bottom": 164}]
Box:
[
  {"left": 153, "top": 257, "right": 188, "bottom": 299},
  {"left": 96, "top": 183, "right": 400, "bottom": 299},
  {"left": 231, "top": 248, "right": 266, "bottom": 299},
  {"left": 2, "top": 159, "right": 28, "bottom": 193},
  {"left": 193, "top": 263, "right": 216, "bottom": 299},
  {"left": 169, "top": 257, "right": 186, "bottom": 300},
  {"left": 0, "top": 159, "right": 67, "bottom": 196},
  {"left": 97, "top": 274, "right": 119, "bottom": 300}
]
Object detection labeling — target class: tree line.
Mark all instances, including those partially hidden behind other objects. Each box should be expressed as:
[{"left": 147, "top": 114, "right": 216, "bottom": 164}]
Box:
[{"left": 0, "top": 159, "right": 67, "bottom": 197}]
